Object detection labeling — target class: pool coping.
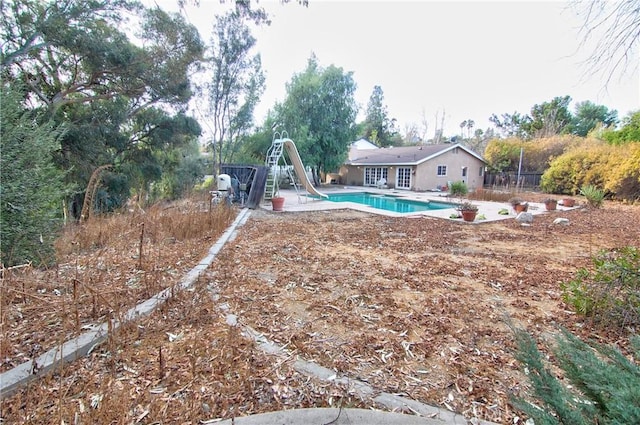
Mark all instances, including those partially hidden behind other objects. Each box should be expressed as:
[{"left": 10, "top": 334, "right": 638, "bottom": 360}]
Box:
[{"left": 263, "top": 186, "right": 575, "bottom": 222}]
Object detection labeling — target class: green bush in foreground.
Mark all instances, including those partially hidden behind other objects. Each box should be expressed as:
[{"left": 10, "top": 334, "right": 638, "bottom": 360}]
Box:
[
  {"left": 1, "top": 83, "right": 70, "bottom": 266},
  {"left": 561, "top": 246, "right": 640, "bottom": 327},
  {"left": 512, "top": 328, "right": 640, "bottom": 425}
]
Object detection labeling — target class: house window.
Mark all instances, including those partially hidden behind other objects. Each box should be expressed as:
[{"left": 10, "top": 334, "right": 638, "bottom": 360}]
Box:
[
  {"left": 462, "top": 167, "right": 467, "bottom": 177},
  {"left": 397, "top": 167, "right": 411, "bottom": 189},
  {"left": 479, "top": 167, "right": 484, "bottom": 177},
  {"left": 437, "top": 165, "right": 447, "bottom": 176},
  {"left": 364, "top": 167, "right": 388, "bottom": 186}
]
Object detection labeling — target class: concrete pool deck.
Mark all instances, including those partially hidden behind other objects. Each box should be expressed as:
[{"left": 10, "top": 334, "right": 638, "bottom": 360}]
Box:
[{"left": 263, "top": 186, "right": 575, "bottom": 222}]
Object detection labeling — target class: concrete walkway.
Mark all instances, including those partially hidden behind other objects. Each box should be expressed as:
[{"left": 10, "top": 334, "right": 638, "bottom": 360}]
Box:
[{"left": 214, "top": 408, "right": 459, "bottom": 424}]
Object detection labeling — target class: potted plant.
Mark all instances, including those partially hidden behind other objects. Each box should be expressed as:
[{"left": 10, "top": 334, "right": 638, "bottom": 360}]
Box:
[
  {"left": 562, "top": 198, "right": 575, "bottom": 207},
  {"left": 270, "top": 171, "right": 285, "bottom": 211},
  {"left": 509, "top": 197, "right": 529, "bottom": 213},
  {"left": 458, "top": 201, "right": 479, "bottom": 222},
  {"left": 271, "top": 194, "right": 285, "bottom": 211},
  {"left": 543, "top": 198, "right": 557, "bottom": 211}
]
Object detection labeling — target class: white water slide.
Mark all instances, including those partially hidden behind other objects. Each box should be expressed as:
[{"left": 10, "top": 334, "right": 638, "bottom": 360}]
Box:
[
  {"left": 282, "top": 138, "right": 328, "bottom": 199},
  {"left": 267, "top": 138, "right": 328, "bottom": 199}
]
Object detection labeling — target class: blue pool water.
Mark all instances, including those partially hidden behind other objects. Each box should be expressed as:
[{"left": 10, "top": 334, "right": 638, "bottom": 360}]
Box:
[{"left": 323, "top": 192, "right": 453, "bottom": 213}]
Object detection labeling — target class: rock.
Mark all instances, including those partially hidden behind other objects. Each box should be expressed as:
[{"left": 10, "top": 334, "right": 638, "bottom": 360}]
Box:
[
  {"left": 515, "top": 212, "right": 534, "bottom": 224},
  {"left": 553, "top": 217, "right": 570, "bottom": 225},
  {"left": 226, "top": 314, "right": 238, "bottom": 326}
]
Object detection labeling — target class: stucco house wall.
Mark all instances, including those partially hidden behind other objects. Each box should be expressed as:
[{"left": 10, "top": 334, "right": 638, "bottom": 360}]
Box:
[
  {"left": 414, "top": 148, "right": 485, "bottom": 191},
  {"left": 339, "top": 143, "right": 485, "bottom": 192}
]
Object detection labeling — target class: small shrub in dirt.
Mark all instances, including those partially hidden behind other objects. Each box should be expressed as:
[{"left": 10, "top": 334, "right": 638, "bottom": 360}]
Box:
[
  {"left": 561, "top": 246, "right": 640, "bottom": 327},
  {"left": 512, "top": 327, "right": 640, "bottom": 425},
  {"left": 580, "top": 184, "right": 605, "bottom": 208},
  {"left": 448, "top": 180, "right": 468, "bottom": 197}
]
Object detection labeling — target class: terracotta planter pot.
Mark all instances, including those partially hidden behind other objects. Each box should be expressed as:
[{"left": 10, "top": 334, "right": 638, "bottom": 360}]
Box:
[
  {"left": 562, "top": 198, "right": 575, "bottom": 207},
  {"left": 514, "top": 203, "right": 528, "bottom": 213},
  {"left": 271, "top": 196, "right": 285, "bottom": 211},
  {"left": 544, "top": 200, "right": 557, "bottom": 211},
  {"left": 461, "top": 210, "right": 477, "bottom": 222}
]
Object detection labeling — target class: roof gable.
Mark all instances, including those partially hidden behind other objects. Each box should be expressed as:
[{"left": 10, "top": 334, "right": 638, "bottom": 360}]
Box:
[
  {"left": 347, "top": 143, "right": 485, "bottom": 166},
  {"left": 350, "top": 138, "right": 379, "bottom": 150}
]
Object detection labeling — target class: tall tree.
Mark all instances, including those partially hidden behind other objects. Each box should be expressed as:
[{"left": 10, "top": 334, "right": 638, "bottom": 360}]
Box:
[
  {"left": 460, "top": 120, "right": 467, "bottom": 139},
  {"left": 1, "top": 0, "right": 205, "bottom": 212},
  {"left": 466, "top": 119, "right": 475, "bottom": 139},
  {"left": 1, "top": 1, "right": 202, "bottom": 110},
  {"left": 490, "top": 96, "right": 573, "bottom": 139},
  {"left": 527, "top": 95, "right": 573, "bottom": 138},
  {"left": 206, "top": 9, "right": 265, "bottom": 175},
  {"left": 362, "top": 85, "right": 397, "bottom": 147},
  {"left": 277, "top": 55, "right": 358, "bottom": 183},
  {"left": 569, "top": 100, "right": 618, "bottom": 136},
  {"left": 489, "top": 111, "right": 532, "bottom": 139}
]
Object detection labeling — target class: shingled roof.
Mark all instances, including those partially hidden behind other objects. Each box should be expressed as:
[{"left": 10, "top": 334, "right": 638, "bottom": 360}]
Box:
[{"left": 346, "top": 143, "right": 485, "bottom": 166}]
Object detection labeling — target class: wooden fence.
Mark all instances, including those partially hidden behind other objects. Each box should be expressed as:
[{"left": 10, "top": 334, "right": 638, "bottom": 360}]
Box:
[{"left": 483, "top": 172, "right": 543, "bottom": 190}]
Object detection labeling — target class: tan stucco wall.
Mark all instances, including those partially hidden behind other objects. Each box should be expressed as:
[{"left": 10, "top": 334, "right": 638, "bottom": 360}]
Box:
[
  {"left": 414, "top": 150, "right": 485, "bottom": 191},
  {"left": 340, "top": 149, "right": 485, "bottom": 191},
  {"left": 339, "top": 165, "right": 363, "bottom": 186}
]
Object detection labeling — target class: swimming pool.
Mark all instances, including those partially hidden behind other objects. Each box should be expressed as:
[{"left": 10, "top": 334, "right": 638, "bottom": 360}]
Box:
[{"left": 323, "top": 192, "right": 454, "bottom": 214}]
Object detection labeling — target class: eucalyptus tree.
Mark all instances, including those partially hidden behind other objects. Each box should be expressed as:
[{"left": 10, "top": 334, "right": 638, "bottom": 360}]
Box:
[
  {"left": 276, "top": 55, "right": 358, "bottom": 184},
  {"left": 1, "top": 0, "right": 205, "bottom": 211},
  {"left": 0, "top": 1, "right": 201, "bottom": 110},
  {"left": 205, "top": 8, "right": 265, "bottom": 175}
]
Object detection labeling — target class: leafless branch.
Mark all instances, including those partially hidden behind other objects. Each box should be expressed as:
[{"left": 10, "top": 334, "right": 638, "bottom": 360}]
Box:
[{"left": 572, "top": 0, "right": 640, "bottom": 87}]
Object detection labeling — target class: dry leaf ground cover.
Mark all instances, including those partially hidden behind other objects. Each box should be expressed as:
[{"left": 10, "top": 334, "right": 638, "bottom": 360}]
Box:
[
  {"left": 208, "top": 203, "right": 639, "bottom": 423},
  {"left": 1, "top": 198, "right": 235, "bottom": 374},
  {"left": 1, "top": 196, "right": 639, "bottom": 424}
]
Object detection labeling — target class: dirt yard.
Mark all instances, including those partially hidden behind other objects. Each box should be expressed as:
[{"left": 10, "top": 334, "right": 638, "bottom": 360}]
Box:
[{"left": 1, "top": 199, "right": 639, "bottom": 424}]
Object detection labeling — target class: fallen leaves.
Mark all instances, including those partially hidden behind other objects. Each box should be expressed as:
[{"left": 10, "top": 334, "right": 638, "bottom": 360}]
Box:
[{"left": 2, "top": 200, "right": 639, "bottom": 424}]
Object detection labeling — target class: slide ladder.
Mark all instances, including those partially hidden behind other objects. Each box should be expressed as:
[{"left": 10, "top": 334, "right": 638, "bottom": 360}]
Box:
[
  {"left": 264, "top": 138, "right": 284, "bottom": 200},
  {"left": 264, "top": 133, "right": 327, "bottom": 201}
]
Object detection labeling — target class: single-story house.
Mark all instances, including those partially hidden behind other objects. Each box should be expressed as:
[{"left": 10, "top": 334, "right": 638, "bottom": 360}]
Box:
[{"left": 338, "top": 141, "right": 486, "bottom": 191}]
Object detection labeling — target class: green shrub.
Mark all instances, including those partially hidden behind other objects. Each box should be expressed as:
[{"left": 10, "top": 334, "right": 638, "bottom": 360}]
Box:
[
  {"left": 449, "top": 180, "right": 468, "bottom": 197},
  {"left": 579, "top": 184, "right": 605, "bottom": 208},
  {"left": 512, "top": 328, "right": 640, "bottom": 425},
  {"left": 1, "top": 83, "right": 70, "bottom": 266},
  {"left": 561, "top": 247, "right": 640, "bottom": 327}
]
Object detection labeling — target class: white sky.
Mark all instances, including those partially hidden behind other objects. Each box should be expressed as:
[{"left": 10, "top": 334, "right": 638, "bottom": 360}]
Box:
[{"left": 151, "top": 0, "right": 639, "bottom": 138}]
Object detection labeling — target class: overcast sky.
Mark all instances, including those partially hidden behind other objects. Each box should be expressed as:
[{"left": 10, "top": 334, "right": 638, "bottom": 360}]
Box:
[{"left": 152, "top": 0, "right": 639, "bottom": 138}]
